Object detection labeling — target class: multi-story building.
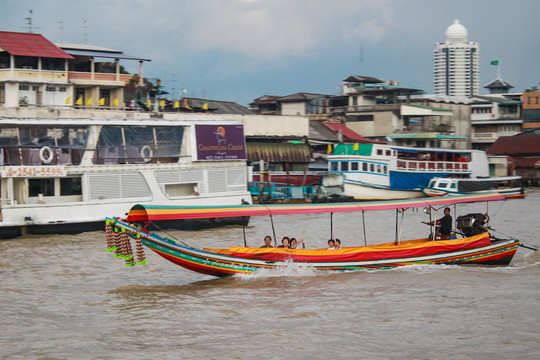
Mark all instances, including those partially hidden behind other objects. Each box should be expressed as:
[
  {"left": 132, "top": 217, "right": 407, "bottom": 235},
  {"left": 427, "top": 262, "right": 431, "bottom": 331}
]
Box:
[
  {"left": 433, "top": 20, "right": 480, "bottom": 97},
  {"left": 522, "top": 91, "right": 540, "bottom": 130},
  {"left": 0, "top": 31, "right": 149, "bottom": 108}
]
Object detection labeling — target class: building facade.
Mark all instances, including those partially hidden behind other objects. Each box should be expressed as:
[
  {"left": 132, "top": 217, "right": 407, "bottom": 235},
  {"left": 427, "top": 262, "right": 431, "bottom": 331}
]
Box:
[{"left": 433, "top": 20, "right": 480, "bottom": 97}]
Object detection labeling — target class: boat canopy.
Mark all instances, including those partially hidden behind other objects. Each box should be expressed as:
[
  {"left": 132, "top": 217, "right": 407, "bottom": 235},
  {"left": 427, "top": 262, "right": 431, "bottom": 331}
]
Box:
[{"left": 126, "top": 193, "right": 504, "bottom": 222}]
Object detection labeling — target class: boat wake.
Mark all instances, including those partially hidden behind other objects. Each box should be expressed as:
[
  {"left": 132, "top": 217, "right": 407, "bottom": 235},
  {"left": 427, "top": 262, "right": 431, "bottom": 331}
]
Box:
[{"left": 235, "top": 260, "right": 320, "bottom": 280}]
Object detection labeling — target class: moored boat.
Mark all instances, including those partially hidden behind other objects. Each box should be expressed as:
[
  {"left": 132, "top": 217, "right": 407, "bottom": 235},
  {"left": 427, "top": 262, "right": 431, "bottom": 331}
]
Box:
[
  {"left": 423, "top": 176, "right": 526, "bottom": 199},
  {"left": 105, "top": 192, "right": 520, "bottom": 277},
  {"left": 0, "top": 111, "right": 252, "bottom": 238},
  {"left": 324, "top": 143, "right": 491, "bottom": 200}
]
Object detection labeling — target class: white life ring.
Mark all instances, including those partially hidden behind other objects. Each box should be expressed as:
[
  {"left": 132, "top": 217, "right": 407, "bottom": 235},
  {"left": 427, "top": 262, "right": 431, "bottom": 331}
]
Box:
[
  {"left": 140, "top": 145, "right": 153, "bottom": 162},
  {"left": 39, "top": 146, "right": 54, "bottom": 164}
]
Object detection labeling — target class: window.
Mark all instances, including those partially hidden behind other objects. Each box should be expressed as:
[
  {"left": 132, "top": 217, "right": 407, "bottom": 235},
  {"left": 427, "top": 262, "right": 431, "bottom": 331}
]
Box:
[
  {"left": 362, "top": 163, "right": 368, "bottom": 171},
  {"left": 60, "top": 177, "right": 82, "bottom": 196},
  {"left": 46, "top": 86, "right": 56, "bottom": 92},
  {"left": 377, "top": 164, "right": 381, "bottom": 173},
  {"left": 370, "top": 163, "right": 375, "bottom": 172},
  {"left": 331, "top": 162, "right": 338, "bottom": 171},
  {"left": 19, "top": 85, "right": 29, "bottom": 91},
  {"left": 29, "top": 178, "right": 55, "bottom": 197},
  {"left": 351, "top": 162, "right": 358, "bottom": 171},
  {"left": 340, "top": 162, "right": 348, "bottom": 171},
  {"left": 377, "top": 149, "right": 383, "bottom": 155}
]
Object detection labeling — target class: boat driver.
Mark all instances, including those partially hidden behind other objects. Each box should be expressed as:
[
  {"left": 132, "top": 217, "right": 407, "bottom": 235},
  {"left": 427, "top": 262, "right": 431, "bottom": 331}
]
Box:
[{"left": 428, "top": 207, "right": 453, "bottom": 240}]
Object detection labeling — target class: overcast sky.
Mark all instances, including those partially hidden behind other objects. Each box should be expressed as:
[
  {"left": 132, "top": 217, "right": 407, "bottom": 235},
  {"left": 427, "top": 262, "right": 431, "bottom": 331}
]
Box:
[{"left": 2, "top": 0, "right": 539, "bottom": 105}]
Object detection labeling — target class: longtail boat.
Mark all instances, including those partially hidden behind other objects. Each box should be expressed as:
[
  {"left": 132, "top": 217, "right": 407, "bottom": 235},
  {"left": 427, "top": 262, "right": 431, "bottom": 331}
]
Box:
[{"left": 105, "top": 192, "right": 520, "bottom": 277}]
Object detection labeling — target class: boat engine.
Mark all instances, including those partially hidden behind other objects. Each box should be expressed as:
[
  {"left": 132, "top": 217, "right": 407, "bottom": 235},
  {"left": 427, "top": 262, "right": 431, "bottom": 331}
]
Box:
[{"left": 456, "top": 213, "right": 489, "bottom": 237}]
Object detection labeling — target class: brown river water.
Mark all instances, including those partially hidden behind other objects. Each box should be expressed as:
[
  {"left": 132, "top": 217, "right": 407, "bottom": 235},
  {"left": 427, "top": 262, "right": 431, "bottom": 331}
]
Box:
[{"left": 1, "top": 190, "right": 540, "bottom": 359}]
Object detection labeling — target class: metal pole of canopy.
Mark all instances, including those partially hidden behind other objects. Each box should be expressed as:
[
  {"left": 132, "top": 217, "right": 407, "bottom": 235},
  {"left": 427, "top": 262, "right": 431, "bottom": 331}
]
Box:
[
  {"left": 269, "top": 213, "right": 277, "bottom": 246},
  {"left": 429, "top": 207, "right": 434, "bottom": 241},
  {"left": 398, "top": 208, "right": 405, "bottom": 245},
  {"left": 242, "top": 225, "right": 247, "bottom": 247},
  {"left": 395, "top": 209, "right": 399, "bottom": 244},
  {"left": 362, "top": 210, "right": 367, "bottom": 246},
  {"left": 330, "top": 212, "right": 334, "bottom": 239},
  {"left": 453, "top": 204, "right": 457, "bottom": 235}
]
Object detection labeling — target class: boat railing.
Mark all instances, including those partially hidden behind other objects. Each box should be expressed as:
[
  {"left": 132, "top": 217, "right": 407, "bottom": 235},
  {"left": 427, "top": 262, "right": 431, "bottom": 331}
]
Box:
[{"left": 396, "top": 159, "right": 469, "bottom": 173}]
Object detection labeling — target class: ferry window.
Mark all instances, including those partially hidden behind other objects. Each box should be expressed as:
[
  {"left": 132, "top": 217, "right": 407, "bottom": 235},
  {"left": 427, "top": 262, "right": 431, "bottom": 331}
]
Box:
[
  {"left": 377, "top": 164, "right": 381, "bottom": 173},
  {"left": 60, "top": 178, "right": 82, "bottom": 196},
  {"left": 351, "top": 162, "right": 358, "bottom": 171},
  {"left": 377, "top": 149, "right": 383, "bottom": 155},
  {"left": 29, "top": 178, "right": 55, "bottom": 197},
  {"left": 383, "top": 165, "right": 388, "bottom": 174},
  {"left": 370, "top": 163, "right": 375, "bottom": 172},
  {"left": 331, "top": 162, "right": 338, "bottom": 171},
  {"left": 439, "top": 183, "right": 448, "bottom": 189},
  {"left": 386, "top": 150, "right": 391, "bottom": 156},
  {"left": 340, "top": 162, "right": 348, "bottom": 171},
  {"left": 450, "top": 183, "right": 456, "bottom": 189},
  {"left": 362, "top": 163, "right": 368, "bottom": 171}
]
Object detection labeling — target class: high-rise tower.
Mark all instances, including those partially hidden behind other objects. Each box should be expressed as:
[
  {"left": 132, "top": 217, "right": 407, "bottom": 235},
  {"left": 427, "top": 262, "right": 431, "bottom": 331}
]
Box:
[{"left": 433, "top": 20, "right": 480, "bottom": 97}]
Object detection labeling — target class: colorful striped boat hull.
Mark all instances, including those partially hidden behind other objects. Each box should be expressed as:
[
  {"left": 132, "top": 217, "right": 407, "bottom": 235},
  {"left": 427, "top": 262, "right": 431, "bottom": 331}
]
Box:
[{"left": 107, "top": 218, "right": 519, "bottom": 277}]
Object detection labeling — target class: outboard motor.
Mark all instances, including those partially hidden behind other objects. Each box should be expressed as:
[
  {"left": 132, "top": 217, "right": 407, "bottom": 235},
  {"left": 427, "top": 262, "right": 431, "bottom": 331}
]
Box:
[{"left": 456, "top": 213, "right": 489, "bottom": 237}]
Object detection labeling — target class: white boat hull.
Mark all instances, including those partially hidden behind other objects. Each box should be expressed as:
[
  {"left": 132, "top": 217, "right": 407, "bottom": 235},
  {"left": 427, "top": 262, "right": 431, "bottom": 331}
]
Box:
[{"left": 343, "top": 180, "right": 423, "bottom": 200}]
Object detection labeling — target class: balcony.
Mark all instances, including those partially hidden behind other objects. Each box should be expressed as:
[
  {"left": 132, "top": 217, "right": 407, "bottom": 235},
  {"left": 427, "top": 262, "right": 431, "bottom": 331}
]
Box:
[
  {"left": 68, "top": 71, "right": 131, "bottom": 86},
  {"left": 0, "top": 68, "right": 68, "bottom": 82}
]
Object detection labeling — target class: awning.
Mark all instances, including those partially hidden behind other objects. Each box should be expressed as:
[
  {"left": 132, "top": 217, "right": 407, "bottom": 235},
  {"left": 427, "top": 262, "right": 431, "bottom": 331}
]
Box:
[
  {"left": 126, "top": 192, "right": 504, "bottom": 222},
  {"left": 387, "top": 133, "right": 468, "bottom": 140},
  {"left": 247, "top": 142, "right": 311, "bottom": 163},
  {"left": 61, "top": 48, "right": 151, "bottom": 62},
  {"left": 401, "top": 104, "right": 453, "bottom": 117}
]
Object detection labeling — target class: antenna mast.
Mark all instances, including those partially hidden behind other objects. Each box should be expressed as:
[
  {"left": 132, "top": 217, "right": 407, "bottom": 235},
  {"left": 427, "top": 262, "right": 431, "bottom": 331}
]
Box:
[
  {"left": 83, "top": 20, "right": 89, "bottom": 44},
  {"left": 25, "top": 9, "right": 33, "bottom": 33}
]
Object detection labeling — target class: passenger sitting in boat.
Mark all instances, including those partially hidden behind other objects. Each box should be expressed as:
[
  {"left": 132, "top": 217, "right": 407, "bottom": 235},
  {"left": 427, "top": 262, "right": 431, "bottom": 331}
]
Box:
[
  {"left": 335, "top": 239, "right": 341, "bottom": 249},
  {"left": 327, "top": 239, "right": 336, "bottom": 250},
  {"left": 427, "top": 207, "right": 453, "bottom": 240},
  {"left": 277, "top": 236, "right": 292, "bottom": 248},
  {"left": 260, "top": 235, "right": 274, "bottom": 248},
  {"left": 290, "top": 238, "right": 305, "bottom": 249}
]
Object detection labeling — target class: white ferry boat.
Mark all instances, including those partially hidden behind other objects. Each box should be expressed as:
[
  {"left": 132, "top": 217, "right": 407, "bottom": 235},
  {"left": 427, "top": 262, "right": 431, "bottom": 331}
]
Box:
[
  {"left": 323, "top": 143, "right": 490, "bottom": 200},
  {"left": 423, "top": 176, "right": 525, "bottom": 199},
  {"left": 0, "top": 110, "right": 251, "bottom": 238}
]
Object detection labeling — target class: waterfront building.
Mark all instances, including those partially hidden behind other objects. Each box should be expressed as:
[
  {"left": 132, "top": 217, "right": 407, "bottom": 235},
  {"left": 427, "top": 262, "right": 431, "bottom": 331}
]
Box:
[
  {"left": 0, "top": 31, "right": 149, "bottom": 108},
  {"left": 433, "top": 20, "right": 480, "bottom": 97},
  {"left": 522, "top": 91, "right": 540, "bottom": 130}
]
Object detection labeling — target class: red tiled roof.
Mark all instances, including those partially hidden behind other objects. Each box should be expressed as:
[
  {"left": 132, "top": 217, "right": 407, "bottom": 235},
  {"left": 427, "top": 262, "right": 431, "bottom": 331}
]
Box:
[
  {"left": 323, "top": 122, "right": 385, "bottom": 144},
  {"left": 487, "top": 135, "right": 540, "bottom": 156},
  {"left": 0, "top": 31, "right": 73, "bottom": 59}
]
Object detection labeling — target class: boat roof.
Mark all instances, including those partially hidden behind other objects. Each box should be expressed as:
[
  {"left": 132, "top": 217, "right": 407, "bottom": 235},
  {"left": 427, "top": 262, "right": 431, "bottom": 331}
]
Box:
[{"left": 126, "top": 193, "right": 504, "bottom": 222}]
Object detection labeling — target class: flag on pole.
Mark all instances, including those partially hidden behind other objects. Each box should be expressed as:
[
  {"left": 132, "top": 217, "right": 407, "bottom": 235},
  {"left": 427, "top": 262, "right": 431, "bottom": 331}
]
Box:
[
  {"left": 490, "top": 60, "right": 499, "bottom": 66},
  {"left": 75, "top": 97, "right": 83, "bottom": 105},
  {"left": 66, "top": 97, "right": 71, "bottom": 105},
  {"left": 353, "top": 143, "right": 359, "bottom": 150},
  {"left": 99, "top": 98, "right": 105, "bottom": 106},
  {"left": 202, "top": 103, "right": 208, "bottom": 111},
  {"left": 327, "top": 144, "right": 333, "bottom": 154},
  {"left": 113, "top": 99, "right": 119, "bottom": 107},
  {"left": 87, "top": 98, "right": 93, "bottom": 105},
  {"left": 173, "top": 101, "right": 180, "bottom": 108},
  {"left": 160, "top": 100, "right": 165, "bottom": 107},
  {"left": 146, "top": 99, "right": 151, "bottom": 107}
]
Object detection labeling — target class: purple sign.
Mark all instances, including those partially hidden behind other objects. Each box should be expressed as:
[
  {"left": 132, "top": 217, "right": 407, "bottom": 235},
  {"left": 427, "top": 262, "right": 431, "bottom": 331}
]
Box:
[{"left": 195, "top": 124, "right": 247, "bottom": 161}]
